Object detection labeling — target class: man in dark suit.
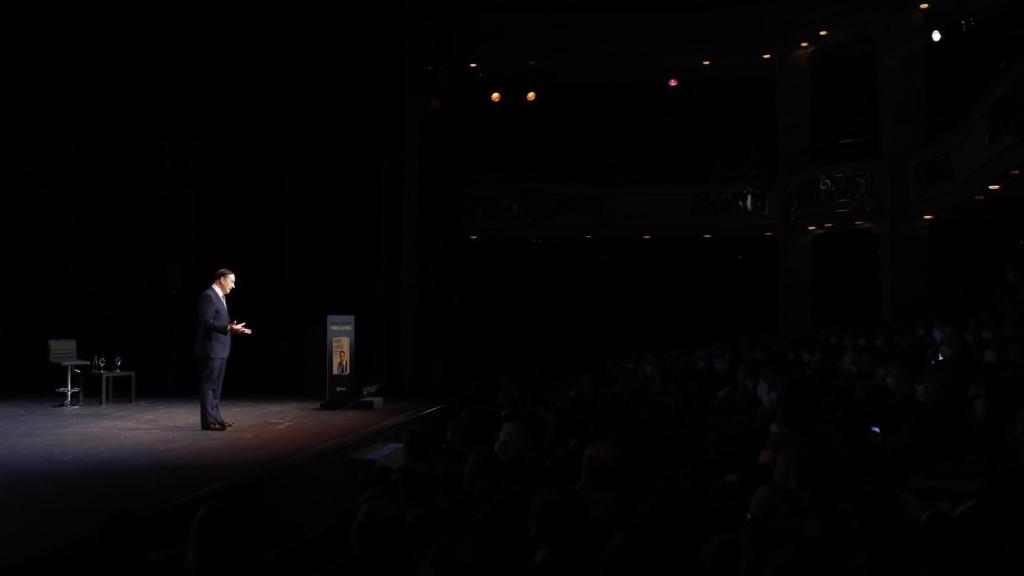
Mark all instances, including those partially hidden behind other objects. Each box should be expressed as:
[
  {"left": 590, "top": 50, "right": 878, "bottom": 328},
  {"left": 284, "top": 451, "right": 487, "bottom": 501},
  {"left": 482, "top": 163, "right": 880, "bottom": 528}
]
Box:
[
  {"left": 336, "top": 350, "right": 348, "bottom": 375},
  {"left": 194, "top": 268, "right": 252, "bottom": 431}
]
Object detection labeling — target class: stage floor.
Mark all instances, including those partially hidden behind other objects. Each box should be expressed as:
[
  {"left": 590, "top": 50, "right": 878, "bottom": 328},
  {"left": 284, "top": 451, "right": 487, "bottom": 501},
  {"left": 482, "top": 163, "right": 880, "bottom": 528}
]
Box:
[{"left": 0, "top": 395, "right": 436, "bottom": 570}]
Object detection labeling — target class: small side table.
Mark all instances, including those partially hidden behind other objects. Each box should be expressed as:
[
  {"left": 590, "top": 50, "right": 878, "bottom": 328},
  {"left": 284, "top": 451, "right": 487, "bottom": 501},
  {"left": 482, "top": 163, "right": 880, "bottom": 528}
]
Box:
[{"left": 99, "top": 370, "right": 136, "bottom": 405}]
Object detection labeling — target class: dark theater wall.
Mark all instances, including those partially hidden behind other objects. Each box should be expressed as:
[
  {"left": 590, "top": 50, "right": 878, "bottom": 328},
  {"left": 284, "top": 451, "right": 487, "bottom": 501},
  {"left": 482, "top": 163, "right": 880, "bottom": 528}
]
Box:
[{"left": 5, "top": 6, "right": 402, "bottom": 397}]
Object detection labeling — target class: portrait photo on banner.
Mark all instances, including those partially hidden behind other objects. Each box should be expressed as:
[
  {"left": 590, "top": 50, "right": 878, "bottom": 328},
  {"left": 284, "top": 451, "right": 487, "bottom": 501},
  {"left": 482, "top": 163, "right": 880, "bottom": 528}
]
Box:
[{"left": 333, "top": 337, "right": 350, "bottom": 375}]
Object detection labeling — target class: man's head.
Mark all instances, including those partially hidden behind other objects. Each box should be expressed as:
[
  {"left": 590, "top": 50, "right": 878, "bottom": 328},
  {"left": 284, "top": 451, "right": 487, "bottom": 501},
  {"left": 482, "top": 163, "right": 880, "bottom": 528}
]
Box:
[
  {"left": 339, "top": 350, "right": 347, "bottom": 361},
  {"left": 214, "top": 268, "right": 236, "bottom": 295}
]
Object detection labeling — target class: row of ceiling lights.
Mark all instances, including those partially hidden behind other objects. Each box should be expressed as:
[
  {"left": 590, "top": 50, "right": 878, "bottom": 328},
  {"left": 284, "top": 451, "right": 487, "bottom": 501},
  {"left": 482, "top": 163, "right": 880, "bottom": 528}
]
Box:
[{"left": 470, "top": 4, "right": 939, "bottom": 102}]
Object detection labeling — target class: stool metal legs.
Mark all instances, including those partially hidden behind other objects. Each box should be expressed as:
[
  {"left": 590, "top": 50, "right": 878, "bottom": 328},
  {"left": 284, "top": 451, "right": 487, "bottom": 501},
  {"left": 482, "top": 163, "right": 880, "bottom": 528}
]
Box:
[{"left": 56, "top": 366, "right": 81, "bottom": 407}]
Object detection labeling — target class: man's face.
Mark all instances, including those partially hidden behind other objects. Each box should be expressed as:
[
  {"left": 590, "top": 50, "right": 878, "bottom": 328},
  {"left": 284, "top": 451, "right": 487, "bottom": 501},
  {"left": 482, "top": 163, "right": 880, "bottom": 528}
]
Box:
[{"left": 218, "top": 274, "right": 236, "bottom": 295}]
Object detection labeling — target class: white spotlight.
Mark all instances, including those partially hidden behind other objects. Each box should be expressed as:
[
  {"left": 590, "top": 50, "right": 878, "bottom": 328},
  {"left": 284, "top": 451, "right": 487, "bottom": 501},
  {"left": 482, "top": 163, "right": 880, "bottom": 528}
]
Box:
[{"left": 931, "top": 29, "right": 942, "bottom": 42}]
